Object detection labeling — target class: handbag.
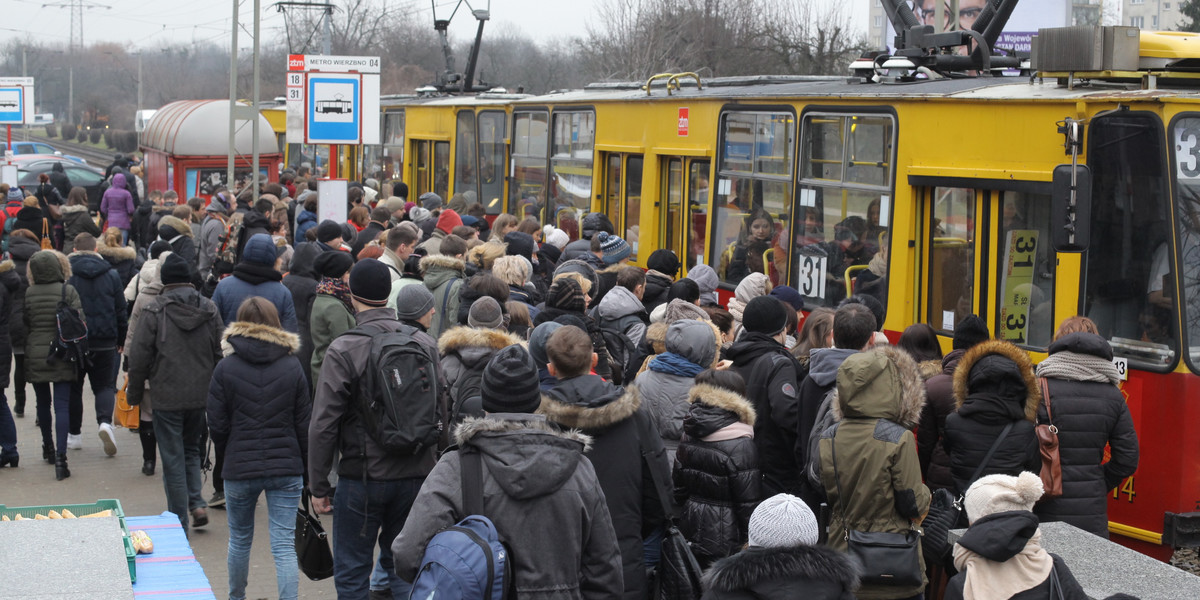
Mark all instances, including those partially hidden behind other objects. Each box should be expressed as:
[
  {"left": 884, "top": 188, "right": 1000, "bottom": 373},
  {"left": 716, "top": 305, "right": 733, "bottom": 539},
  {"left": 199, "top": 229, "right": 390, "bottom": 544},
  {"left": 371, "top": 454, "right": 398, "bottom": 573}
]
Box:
[
  {"left": 830, "top": 433, "right": 923, "bottom": 588},
  {"left": 1036, "top": 377, "right": 1064, "bottom": 499},
  {"left": 920, "top": 421, "right": 1014, "bottom": 567},
  {"left": 296, "top": 489, "right": 334, "bottom": 580},
  {"left": 113, "top": 378, "right": 139, "bottom": 429},
  {"left": 40, "top": 219, "right": 53, "bottom": 250},
  {"left": 644, "top": 447, "right": 703, "bottom": 600}
]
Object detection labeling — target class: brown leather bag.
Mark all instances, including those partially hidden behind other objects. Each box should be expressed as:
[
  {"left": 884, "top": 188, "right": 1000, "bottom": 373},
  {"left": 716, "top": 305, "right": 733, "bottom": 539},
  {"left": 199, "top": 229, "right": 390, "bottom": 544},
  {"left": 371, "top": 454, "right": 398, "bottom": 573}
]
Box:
[{"left": 1035, "top": 377, "right": 1063, "bottom": 499}]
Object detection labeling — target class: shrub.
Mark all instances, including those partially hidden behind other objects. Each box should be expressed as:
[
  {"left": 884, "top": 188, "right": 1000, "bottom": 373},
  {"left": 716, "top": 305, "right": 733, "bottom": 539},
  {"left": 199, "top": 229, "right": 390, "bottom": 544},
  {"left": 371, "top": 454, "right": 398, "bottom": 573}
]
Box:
[
  {"left": 103, "top": 129, "right": 113, "bottom": 148},
  {"left": 45, "top": 124, "right": 57, "bottom": 138},
  {"left": 114, "top": 130, "right": 138, "bottom": 153},
  {"left": 62, "top": 123, "right": 77, "bottom": 140},
  {"left": 89, "top": 129, "right": 102, "bottom": 144},
  {"left": 77, "top": 129, "right": 87, "bottom": 143}
]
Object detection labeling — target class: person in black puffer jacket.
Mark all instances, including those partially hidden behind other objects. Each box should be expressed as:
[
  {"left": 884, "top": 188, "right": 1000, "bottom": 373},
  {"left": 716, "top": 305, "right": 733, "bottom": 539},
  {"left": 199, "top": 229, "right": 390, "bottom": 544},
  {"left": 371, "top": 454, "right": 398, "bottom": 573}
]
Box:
[
  {"left": 917, "top": 314, "right": 990, "bottom": 492},
  {"left": 674, "top": 369, "right": 761, "bottom": 566},
  {"left": 1033, "top": 318, "right": 1139, "bottom": 537},
  {"left": 943, "top": 339, "right": 1042, "bottom": 496},
  {"left": 207, "top": 297, "right": 310, "bottom": 599},
  {"left": 0, "top": 258, "right": 21, "bottom": 466},
  {"left": 6, "top": 232, "right": 36, "bottom": 417},
  {"left": 643, "top": 249, "right": 679, "bottom": 315},
  {"left": 701, "top": 493, "right": 859, "bottom": 600}
]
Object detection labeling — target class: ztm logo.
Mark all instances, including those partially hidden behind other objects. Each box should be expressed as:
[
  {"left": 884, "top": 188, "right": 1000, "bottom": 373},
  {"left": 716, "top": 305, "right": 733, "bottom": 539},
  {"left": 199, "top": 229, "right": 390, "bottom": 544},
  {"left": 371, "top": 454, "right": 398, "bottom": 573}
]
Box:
[
  {"left": 678, "top": 107, "right": 689, "bottom": 137},
  {"left": 288, "top": 55, "right": 306, "bottom": 70}
]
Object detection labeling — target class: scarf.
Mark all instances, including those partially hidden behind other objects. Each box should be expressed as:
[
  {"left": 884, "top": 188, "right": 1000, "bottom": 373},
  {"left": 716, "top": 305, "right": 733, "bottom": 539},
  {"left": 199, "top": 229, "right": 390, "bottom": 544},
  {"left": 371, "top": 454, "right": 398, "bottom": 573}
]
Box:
[
  {"left": 317, "top": 277, "right": 354, "bottom": 313},
  {"left": 233, "top": 262, "right": 282, "bottom": 285},
  {"left": 649, "top": 352, "right": 704, "bottom": 377},
  {"left": 727, "top": 296, "right": 746, "bottom": 323},
  {"left": 952, "top": 528, "right": 1054, "bottom": 600},
  {"left": 701, "top": 422, "right": 754, "bottom": 442},
  {"left": 867, "top": 250, "right": 888, "bottom": 277},
  {"left": 1036, "top": 350, "right": 1121, "bottom": 385}
]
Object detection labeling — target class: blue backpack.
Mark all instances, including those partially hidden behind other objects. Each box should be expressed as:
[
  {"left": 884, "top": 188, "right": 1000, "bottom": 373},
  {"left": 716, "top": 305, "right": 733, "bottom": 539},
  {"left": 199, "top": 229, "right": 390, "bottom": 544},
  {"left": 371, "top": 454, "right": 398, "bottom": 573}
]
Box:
[{"left": 410, "top": 449, "right": 514, "bottom": 600}]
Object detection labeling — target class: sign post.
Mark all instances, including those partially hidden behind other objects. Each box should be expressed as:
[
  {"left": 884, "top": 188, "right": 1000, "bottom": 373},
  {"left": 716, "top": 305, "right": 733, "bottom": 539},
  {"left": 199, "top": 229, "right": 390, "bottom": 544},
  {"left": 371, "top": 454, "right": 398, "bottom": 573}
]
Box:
[
  {"left": 0, "top": 77, "right": 35, "bottom": 152},
  {"left": 286, "top": 55, "right": 380, "bottom": 178}
]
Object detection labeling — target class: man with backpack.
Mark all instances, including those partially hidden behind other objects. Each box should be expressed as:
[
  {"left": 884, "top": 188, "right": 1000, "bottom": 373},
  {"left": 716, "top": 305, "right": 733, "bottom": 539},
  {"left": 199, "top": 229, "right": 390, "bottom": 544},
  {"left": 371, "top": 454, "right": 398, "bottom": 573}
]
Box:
[
  {"left": 593, "top": 266, "right": 649, "bottom": 385},
  {"left": 198, "top": 193, "right": 231, "bottom": 281},
  {"left": 392, "top": 344, "right": 623, "bottom": 599},
  {"left": 439, "top": 297, "right": 524, "bottom": 426},
  {"left": 308, "top": 258, "right": 444, "bottom": 599}
]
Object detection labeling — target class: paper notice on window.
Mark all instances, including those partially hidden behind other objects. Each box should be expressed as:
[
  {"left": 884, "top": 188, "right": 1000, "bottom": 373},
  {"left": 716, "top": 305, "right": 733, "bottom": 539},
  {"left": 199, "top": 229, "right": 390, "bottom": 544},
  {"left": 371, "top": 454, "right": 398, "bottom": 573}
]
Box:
[
  {"left": 943, "top": 310, "right": 956, "bottom": 332},
  {"left": 879, "top": 196, "right": 890, "bottom": 226},
  {"left": 718, "top": 178, "right": 732, "bottom": 195},
  {"left": 799, "top": 188, "right": 816, "bottom": 208}
]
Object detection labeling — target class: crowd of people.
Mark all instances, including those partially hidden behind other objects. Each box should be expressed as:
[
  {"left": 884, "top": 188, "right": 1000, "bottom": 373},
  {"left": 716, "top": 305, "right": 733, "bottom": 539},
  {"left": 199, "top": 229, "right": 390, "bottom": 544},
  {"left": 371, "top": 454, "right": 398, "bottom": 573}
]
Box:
[{"left": 0, "top": 158, "right": 1145, "bottom": 600}]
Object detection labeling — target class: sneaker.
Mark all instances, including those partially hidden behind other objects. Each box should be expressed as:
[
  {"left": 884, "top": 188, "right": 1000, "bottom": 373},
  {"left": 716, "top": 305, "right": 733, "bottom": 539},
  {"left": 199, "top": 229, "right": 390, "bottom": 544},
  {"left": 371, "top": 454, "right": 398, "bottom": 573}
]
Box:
[
  {"left": 191, "top": 507, "right": 208, "bottom": 528},
  {"left": 141, "top": 460, "right": 155, "bottom": 476},
  {"left": 98, "top": 423, "right": 117, "bottom": 456},
  {"left": 208, "top": 491, "right": 225, "bottom": 509},
  {"left": 369, "top": 589, "right": 393, "bottom": 600},
  {"left": 66, "top": 434, "right": 82, "bottom": 450}
]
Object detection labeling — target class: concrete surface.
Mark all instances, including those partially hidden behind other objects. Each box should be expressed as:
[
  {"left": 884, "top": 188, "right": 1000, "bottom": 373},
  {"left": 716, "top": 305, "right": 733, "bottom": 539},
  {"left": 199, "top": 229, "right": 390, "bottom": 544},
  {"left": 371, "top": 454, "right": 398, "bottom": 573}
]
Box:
[{"left": 0, "top": 516, "right": 133, "bottom": 599}]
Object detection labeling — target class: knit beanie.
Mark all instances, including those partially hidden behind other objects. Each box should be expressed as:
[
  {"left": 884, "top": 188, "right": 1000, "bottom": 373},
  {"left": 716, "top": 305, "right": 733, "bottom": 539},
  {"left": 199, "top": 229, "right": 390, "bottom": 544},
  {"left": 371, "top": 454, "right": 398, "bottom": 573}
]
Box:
[
  {"left": 206, "top": 194, "right": 229, "bottom": 214},
  {"left": 504, "top": 231, "right": 536, "bottom": 263},
  {"left": 348, "top": 258, "right": 391, "bottom": 307},
  {"left": 404, "top": 201, "right": 416, "bottom": 214},
  {"left": 544, "top": 226, "right": 569, "bottom": 250},
  {"left": 316, "top": 220, "right": 343, "bottom": 244},
  {"left": 664, "top": 298, "right": 711, "bottom": 324},
  {"left": 546, "top": 277, "right": 586, "bottom": 313},
  {"left": 953, "top": 314, "right": 990, "bottom": 350},
  {"left": 553, "top": 260, "right": 597, "bottom": 295},
  {"left": 384, "top": 196, "right": 406, "bottom": 213},
  {"left": 964, "top": 472, "right": 1044, "bottom": 524},
  {"left": 314, "top": 250, "right": 353, "bottom": 279},
  {"left": 467, "top": 296, "right": 504, "bottom": 329},
  {"left": 742, "top": 296, "right": 787, "bottom": 336},
  {"left": 528, "top": 322, "right": 564, "bottom": 368},
  {"left": 436, "top": 209, "right": 463, "bottom": 234},
  {"left": 647, "top": 249, "right": 681, "bottom": 277},
  {"left": 7, "top": 188, "right": 25, "bottom": 203},
  {"left": 242, "top": 233, "right": 278, "bottom": 266},
  {"left": 409, "top": 206, "right": 432, "bottom": 224},
  {"left": 481, "top": 345, "right": 542, "bottom": 414},
  {"left": 148, "top": 240, "right": 172, "bottom": 260},
  {"left": 748, "top": 494, "right": 819, "bottom": 548},
  {"left": 596, "top": 232, "right": 631, "bottom": 265},
  {"left": 394, "top": 284, "right": 435, "bottom": 322},
  {"left": 393, "top": 182, "right": 409, "bottom": 200},
  {"left": 420, "top": 192, "right": 443, "bottom": 211},
  {"left": 580, "top": 212, "right": 614, "bottom": 239},
  {"left": 159, "top": 252, "right": 192, "bottom": 286},
  {"left": 769, "top": 285, "right": 805, "bottom": 311}
]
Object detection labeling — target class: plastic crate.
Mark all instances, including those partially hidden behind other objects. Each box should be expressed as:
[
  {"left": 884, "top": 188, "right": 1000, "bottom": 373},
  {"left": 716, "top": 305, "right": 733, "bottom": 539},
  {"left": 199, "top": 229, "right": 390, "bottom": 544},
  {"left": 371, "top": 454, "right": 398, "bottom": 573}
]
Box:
[
  {"left": 124, "top": 534, "right": 137, "bottom": 584},
  {"left": 0, "top": 498, "right": 125, "bottom": 520}
]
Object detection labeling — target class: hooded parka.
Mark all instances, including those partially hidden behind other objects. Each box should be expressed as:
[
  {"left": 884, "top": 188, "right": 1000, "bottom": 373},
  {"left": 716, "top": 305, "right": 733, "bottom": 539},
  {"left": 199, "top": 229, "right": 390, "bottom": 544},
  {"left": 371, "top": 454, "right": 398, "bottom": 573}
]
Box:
[
  {"left": 725, "top": 331, "right": 802, "bottom": 497},
  {"left": 700, "top": 544, "right": 861, "bottom": 600},
  {"left": 0, "top": 260, "right": 21, "bottom": 388},
  {"left": 917, "top": 348, "right": 967, "bottom": 492},
  {"left": 125, "top": 283, "right": 224, "bottom": 411},
  {"left": 945, "top": 511, "right": 1089, "bottom": 600},
  {"left": 438, "top": 327, "right": 524, "bottom": 413},
  {"left": 673, "top": 383, "right": 761, "bottom": 563},
  {"left": 60, "top": 204, "right": 101, "bottom": 254},
  {"left": 818, "top": 345, "right": 930, "bottom": 600},
  {"left": 943, "top": 340, "right": 1042, "bottom": 496},
  {"left": 420, "top": 254, "right": 466, "bottom": 339},
  {"left": 67, "top": 251, "right": 127, "bottom": 350},
  {"left": 392, "top": 417, "right": 624, "bottom": 599},
  {"left": 1033, "top": 333, "right": 1139, "bottom": 537},
  {"left": 635, "top": 319, "right": 720, "bottom": 456},
  {"left": 23, "top": 251, "right": 82, "bottom": 383}
]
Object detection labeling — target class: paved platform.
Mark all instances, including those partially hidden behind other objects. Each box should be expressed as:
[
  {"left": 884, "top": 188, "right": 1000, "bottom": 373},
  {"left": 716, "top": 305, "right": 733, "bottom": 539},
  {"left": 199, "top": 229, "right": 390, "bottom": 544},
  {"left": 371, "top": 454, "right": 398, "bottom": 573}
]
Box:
[
  {"left": 0, "top": 516, "right": 133, "bottom": 600},
  {"left": 951, "top": 520, "right": 1200, "bottom": 600}
]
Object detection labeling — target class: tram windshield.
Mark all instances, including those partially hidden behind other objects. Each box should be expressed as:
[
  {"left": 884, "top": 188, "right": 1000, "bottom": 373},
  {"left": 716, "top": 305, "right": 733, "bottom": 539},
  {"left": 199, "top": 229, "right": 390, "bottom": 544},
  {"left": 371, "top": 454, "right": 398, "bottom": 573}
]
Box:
[
  {"left": 1170, "top": 117, "right": 1200, "bottom": 373},
  {"left": 1084, "top": 112, "right": 1178, "bottom": 369}
]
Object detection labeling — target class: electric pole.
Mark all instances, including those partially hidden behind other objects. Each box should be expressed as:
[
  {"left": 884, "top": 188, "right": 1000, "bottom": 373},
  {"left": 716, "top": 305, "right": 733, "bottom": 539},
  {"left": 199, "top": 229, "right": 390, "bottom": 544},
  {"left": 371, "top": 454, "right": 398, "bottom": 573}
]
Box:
[{"left": 42, "top": 0, "right": 111, "bottom": 51}]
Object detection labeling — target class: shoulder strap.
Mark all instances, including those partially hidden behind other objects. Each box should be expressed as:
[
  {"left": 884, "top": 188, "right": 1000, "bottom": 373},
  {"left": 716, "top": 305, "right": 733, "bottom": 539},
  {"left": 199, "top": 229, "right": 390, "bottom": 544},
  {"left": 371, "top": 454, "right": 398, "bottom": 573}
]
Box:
[
  {"left": 460, "top": 447, "right": 484, "bottom": 517},
  {"left": 829, "top": 427, "right": 849, "bottom": 537},
  {"left": 440, "top": 277, "right": 461, "bottom": 325},
  {"left": 968, "top": 420, "right": 1015, "bottom": 487},
  {"left": 1039, "top": 377, "right": 1054, "bottom": 425}
]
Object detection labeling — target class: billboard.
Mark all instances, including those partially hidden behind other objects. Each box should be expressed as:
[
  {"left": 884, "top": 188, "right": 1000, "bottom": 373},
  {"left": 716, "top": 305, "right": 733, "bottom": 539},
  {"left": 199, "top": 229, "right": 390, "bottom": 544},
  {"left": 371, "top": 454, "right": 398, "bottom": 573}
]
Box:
[{"left": 883, "top": 1, "right": 1072, "bottom": 55}]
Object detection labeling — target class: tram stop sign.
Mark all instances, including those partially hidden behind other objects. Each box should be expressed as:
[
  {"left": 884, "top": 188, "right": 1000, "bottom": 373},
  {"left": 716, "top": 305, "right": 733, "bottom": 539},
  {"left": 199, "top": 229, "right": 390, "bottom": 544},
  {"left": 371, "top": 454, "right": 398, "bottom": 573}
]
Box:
[
  {"left": 0, "top": 78, "right": 35, "bottom": 125},
  {"left": 285, "top": 55, "right": 379, "bottom": 146}
]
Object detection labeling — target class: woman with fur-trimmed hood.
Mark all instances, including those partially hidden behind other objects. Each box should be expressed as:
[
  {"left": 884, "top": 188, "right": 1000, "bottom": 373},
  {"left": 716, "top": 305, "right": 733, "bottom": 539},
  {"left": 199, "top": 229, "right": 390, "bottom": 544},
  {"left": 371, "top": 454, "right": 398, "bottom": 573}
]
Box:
[
  {"left": 674, "top": 369, "right": 761, "bottom": 565},
  {"left": 438, "top": 324, "right": 524, "bottom": 424},
  {"left": 943, "top": 340, "right": 1042, "bottom": 497},
  {"left": 817, "top": 344, "right": 930, "bottom": 600},
  {"left": 98, "top": 227, "right": 139, "bottom": 287}
]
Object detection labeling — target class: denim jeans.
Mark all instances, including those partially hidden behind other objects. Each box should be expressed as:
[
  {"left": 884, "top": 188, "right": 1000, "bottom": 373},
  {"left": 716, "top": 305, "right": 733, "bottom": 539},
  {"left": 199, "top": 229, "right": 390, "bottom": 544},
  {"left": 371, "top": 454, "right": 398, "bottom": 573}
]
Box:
[
  {"left": 153, "top": 408, "right": 207, "bottom": 534},
  {"left": 69, "top": 348, "right": 117, "bottom": 434},
  {"left": 0, "top": 391, "right": 16, "bottom": 459},
  {"left": 369, "top": 555, "right": 389, "bottom": 591},
  {"left": 225, "top": 475, "right": 303, "bottom": 600},
  {"left": 332, "top": 477, "right": 423, "bottom": 600},
  {"left": 33, "top": 381, "right": 72, "bottom": 454}
]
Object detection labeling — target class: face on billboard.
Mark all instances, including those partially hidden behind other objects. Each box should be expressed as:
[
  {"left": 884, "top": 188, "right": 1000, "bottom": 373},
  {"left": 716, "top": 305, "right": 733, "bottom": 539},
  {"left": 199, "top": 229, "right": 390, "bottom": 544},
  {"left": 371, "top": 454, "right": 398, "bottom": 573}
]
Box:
[{"left": 916, "top": 0, "right": 986, "bottom": 31}]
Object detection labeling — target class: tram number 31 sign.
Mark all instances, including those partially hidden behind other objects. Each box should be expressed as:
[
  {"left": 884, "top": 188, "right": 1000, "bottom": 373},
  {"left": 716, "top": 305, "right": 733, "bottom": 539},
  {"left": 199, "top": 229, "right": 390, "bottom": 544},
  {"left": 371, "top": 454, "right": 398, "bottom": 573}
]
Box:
[{"left": 796, "top": 254, "right": 827, "bottom": 299}]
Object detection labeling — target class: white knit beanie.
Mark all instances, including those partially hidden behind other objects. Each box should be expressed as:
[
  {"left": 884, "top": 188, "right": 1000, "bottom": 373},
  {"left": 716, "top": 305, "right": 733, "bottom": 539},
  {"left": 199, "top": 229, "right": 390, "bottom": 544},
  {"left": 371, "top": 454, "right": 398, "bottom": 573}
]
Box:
[
  {"left": 747, "top": 494, "right": 819, "bottom": 548},
  {"left": 544, "top": 226, "right": 569, "bottom": 250},
  {"left": 964, "top": 472, "right": 1044, "bottom": 524}
]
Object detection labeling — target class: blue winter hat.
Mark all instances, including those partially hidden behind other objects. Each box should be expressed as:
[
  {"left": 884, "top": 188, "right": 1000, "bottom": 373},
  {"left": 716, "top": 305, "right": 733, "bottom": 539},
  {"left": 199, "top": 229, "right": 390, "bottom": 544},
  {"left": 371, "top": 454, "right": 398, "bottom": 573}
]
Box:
[
  {"left": 597, "top": 232, "right": 631, "bottom": 265},
  {"left": 769, "top": 285, "right": 805, "bottom": 311},
  {"left": 460, "top": 215, "right": 480, "bottom": 228},
  {"left": 242, "top": 233, "right": 277, "bottom": 266}
]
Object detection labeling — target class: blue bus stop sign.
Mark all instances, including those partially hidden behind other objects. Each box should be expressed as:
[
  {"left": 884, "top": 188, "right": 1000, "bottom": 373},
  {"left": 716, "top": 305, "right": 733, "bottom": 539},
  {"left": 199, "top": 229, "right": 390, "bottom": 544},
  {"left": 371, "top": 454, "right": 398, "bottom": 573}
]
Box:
[{"left": 307, "top": 76, "right": 360, "bottom": 144}]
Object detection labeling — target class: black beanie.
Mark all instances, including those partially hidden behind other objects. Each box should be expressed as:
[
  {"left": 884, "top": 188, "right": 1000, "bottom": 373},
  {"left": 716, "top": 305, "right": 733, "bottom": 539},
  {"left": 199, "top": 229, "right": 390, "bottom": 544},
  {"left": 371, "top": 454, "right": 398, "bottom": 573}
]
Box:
[
  {"left": 160, "top": 253, "right": 192, "bottom": 286},
  {"left": 953, "top": 314, "right": 990, "bottom": 350},
  {"left": 481, "top": 345, "right": 542, "bottom": 414},
  {"left": 742, "top": 296, "right": 788, "bottom": 336},
  {"left": 149, "top": 240, "right": 172, "bottom": 260},
  {"left": 504, "top": 231, "right": 536, "bottom": 263},
  {"left": 317, "top": 220, "right": 343, "bottom": 243},
  {"left": 314, "top": 250, "right": 354, "bottom": 279},
  {"left": 647, "top": 249, "right": 680, "bottom": 277},
  {"left": 348, "top": 258, "right": 391, "bottom": 307}
]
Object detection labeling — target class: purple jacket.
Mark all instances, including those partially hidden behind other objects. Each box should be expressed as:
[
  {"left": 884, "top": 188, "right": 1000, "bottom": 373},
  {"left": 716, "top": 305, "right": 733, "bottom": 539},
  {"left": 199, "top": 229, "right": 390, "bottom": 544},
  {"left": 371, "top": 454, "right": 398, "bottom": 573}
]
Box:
[{"left": 100, "top": 173, "right": 136, "bottom": 230}]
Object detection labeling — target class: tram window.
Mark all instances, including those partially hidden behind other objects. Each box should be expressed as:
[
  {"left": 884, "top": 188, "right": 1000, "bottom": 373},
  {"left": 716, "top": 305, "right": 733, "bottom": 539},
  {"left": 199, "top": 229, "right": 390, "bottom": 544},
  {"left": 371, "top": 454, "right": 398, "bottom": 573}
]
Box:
[
  {"left": 713, "top": 111, "right": 794, "bottom": 286},
  {"left": 550, "top": 111, "right": 595, "bottom": 241},
  {"left": 995, "top": 191, "right": 1055, "bottom": 349},
  {"left": 665, "top": 159, "right": 684, "bottom": 264},
  {"left": 382, "top": 111, "right": 405, "bottom": 178},
  {"left": 511, "top": 111, "right": 549, "bottom": 220},
  {"left": 801, "top": 116, "right": 844, "bottom": 182},
  {"left": 455, "top": 111, "right": 478, "bottom": 200},
  {"left": 478, "top": 111, "right": 505, "bottom": 214},
  {"left": 434, "top": 141, "right": 449, "bottom": 201},
  {"left": 927, "top": 188, "right": 976, "bottom": 334},
  {"left": 1171, "top": 118, "right": 1200, "bottom": 372},
  {"left": 687, "top": 161, "right": 710, "bottom": 271},
  {"left": 1086, "top": 113, "right": 1176, "bottom": 369},
  {"left": 626, "top": 155, "right": 643, "bottom": 260},
  {"left": 846, "top": 116, "right": 893, "bottom": 187},
  {"left": 605, "top": 155, "right": 622, "bottom": 229},
  {"left": 414, "top": 141, "right": 431, "bottom": 196}
]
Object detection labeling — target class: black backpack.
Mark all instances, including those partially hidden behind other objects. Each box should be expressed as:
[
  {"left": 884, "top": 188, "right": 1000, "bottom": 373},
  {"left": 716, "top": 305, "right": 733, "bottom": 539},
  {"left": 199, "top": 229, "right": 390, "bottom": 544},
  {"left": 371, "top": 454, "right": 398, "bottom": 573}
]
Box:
[
  {"left": 449, "top": 359, "right": 487, "bottom": 426},
  {"left": 48, "top": 284, "right": 90, "bottom": 376},
  {"left": 349, "top": 323, "right": 443, "bottom": 454},
  {"left": 596, "top": 314, "right": 640, "bottom": 386}
]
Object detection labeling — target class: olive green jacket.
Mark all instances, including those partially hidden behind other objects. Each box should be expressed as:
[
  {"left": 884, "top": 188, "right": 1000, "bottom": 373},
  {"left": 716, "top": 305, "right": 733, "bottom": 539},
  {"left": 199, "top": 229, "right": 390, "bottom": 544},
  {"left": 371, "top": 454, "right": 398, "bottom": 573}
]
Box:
[
  {"left": 819, "top": 344, "right": 931, "bottom": 600},
  {"left": 23, "top": 251, "right": 83, "bottom": 383}
]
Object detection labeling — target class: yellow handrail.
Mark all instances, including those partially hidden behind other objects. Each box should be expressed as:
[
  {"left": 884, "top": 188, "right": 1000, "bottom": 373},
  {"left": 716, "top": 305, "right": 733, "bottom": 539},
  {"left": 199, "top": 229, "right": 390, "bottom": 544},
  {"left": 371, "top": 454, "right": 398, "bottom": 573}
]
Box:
[{"left": 642, "top": 73, "right": 675, "bottom": 97}]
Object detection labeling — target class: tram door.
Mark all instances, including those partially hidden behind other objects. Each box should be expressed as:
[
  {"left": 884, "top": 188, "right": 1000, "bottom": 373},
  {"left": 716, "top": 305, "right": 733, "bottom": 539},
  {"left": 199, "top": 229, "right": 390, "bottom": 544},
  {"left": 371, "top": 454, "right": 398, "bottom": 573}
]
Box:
[
  {"left": 602, "top": 153, "right": 644, "bottom": 262},
  {"left": 660, "top": 157, "right": 711, "bottom": 272},
  {"left": 921, "top": 186, "right": 984, "bottom": 337}
]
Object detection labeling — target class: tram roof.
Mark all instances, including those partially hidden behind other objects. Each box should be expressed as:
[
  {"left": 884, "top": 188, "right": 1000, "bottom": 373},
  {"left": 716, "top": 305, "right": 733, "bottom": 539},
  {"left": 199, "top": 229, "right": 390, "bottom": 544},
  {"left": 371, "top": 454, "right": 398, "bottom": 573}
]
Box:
[{"left": 142, "top": 100, "right": 278, "bottom": 157}]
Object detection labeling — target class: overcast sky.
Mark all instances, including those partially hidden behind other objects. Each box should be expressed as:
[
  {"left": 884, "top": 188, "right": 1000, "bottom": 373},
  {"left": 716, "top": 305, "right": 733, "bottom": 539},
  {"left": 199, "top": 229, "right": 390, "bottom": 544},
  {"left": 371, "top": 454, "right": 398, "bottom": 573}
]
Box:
[{"left": 3, "top": 0, "right": 868, "bottom": 51}]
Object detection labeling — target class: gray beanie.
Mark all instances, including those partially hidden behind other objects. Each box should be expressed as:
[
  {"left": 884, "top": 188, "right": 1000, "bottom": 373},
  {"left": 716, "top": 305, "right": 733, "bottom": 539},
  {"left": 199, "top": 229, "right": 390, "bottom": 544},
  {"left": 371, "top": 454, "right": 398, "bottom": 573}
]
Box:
[
  {"left": 528, "top": 322, "right": 563, "bottom": 368},
  {"left": 394, "top": 284, "right": 434, "bottom": 322},
  {"left": 748, "top": 494, "right": 819, "bottom": 548},
  {"left": 468, "top": 296, "right": 505, "bottom": 329}
]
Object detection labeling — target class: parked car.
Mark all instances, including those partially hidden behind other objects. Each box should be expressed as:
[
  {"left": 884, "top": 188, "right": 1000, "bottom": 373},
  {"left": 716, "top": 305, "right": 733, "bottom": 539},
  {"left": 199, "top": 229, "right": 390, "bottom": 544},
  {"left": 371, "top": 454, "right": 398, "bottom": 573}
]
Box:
[
  {"left": 14, "top": 155, "right": 106, "bottom": 213},
  {"left": 10, "top": 141, "right": 88, "bottom": 165}
]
